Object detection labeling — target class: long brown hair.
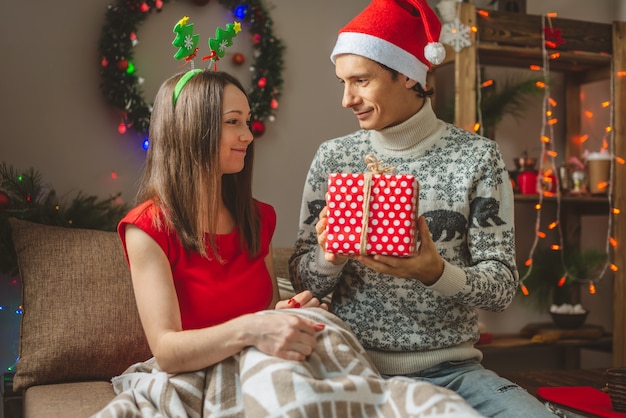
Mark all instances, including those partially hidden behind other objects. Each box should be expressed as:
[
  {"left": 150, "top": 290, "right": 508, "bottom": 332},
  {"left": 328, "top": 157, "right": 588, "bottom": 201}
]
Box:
[{"left": 136, "top": 70, "right": 260, "bottom": 260}]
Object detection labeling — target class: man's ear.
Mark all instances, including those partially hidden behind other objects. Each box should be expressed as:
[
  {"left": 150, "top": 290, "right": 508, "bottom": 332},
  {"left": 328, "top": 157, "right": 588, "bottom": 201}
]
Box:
[{"left": 405, "top": 77, "right": 418, "bottom": 89}]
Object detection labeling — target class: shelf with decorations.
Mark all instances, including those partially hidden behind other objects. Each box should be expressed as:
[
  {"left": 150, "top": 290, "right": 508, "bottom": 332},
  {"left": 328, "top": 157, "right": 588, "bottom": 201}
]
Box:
[{"left": 431, "top": 2, "right": 625, "bottom": 367}]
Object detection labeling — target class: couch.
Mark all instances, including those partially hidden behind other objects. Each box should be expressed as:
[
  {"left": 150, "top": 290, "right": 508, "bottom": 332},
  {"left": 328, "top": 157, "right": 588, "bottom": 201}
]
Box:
[
  {"left": 5, "top": 218, "right": 299, "bottom": 418},
  {"left": 5, "top": 219, "right": 491, "bottom": 418}
]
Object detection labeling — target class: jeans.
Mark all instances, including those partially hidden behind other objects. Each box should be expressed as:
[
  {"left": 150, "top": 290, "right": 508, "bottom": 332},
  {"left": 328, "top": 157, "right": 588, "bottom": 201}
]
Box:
[{"left": 383, "top": 360, "right": 582, "bottom": 417}]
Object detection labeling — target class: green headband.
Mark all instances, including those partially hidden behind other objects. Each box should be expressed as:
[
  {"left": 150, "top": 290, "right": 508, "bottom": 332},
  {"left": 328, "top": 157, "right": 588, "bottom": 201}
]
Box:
[{"left": 173, "top": 69, "right": 202, "bottom": 106}]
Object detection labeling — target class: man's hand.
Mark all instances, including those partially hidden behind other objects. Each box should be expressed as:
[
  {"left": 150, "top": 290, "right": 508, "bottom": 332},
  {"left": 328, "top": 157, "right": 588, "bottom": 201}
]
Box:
[
  {"left": 316, "top": 205, "right": 349, "bottom": 265},
  {"left": 352, "top": 216, "right": 444, "bottom": 285}
]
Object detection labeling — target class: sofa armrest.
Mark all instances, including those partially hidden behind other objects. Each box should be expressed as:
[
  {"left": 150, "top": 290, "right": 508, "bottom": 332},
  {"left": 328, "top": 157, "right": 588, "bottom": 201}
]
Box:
[{"left": 2, "top": 372, "right": 22, "bottom": 418}]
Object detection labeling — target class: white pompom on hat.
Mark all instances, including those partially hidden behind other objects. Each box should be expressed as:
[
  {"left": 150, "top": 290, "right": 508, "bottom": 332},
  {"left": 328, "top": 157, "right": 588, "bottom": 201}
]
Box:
[{"left": 330, "top": 0, "right": 445, "bottom": 87}]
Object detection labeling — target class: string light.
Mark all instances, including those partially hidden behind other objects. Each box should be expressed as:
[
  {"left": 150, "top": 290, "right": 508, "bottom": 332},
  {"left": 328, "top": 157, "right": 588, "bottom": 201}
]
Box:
[
  {"left": 463, "top": 6, "right": 621, "bottom": 299},
  {"left": 507, "top": 12, "right": 621, "bottom": 297}
]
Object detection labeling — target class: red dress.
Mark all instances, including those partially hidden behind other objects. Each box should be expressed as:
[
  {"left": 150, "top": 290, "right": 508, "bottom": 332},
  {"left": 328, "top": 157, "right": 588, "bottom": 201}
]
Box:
[{"left": 118, "top": 200, "right": 276, "bottom": 330}]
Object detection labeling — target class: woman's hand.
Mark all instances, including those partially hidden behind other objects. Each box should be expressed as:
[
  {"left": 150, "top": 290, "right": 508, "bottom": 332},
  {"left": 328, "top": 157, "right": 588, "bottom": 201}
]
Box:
[
  {"left": 249, "top": 312, "right": 326, "bottom": 361},
  {"left": 275, "top": 290, "right": 328, "bottom": 310}
]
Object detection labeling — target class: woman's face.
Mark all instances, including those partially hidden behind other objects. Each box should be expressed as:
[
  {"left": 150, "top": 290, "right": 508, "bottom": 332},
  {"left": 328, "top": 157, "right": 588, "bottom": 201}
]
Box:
[{"left": 219, "top": 83, "right": 253, "bottom": 175}]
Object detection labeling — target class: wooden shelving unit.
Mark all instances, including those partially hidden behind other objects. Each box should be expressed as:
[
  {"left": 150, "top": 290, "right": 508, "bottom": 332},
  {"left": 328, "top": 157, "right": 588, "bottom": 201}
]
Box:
[{"left": 436, "top": 3, "right": 626, "bottom": 367}]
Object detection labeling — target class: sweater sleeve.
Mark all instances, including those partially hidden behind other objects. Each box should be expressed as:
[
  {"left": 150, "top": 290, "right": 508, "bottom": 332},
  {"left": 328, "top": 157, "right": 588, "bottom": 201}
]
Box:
[
  {"left": 289, "top": 142, "right": 347, "bottom": 299},
  {"left": 432, "top": 138, "right": 518, "bottom": 312}
]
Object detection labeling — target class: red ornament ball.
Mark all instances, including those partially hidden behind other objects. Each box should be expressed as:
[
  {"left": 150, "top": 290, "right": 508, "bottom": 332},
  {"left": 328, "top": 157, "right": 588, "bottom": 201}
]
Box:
[
  {"left": 0, "top": 190, "right": 10, "bottom": 210},
  {"left": 232, "top": 53, "right": 245, "bottom": 66},
  {"left": 117, "top": 59, "right": 129, "bottom": 71},
  {"left": 251, "top": 120, "right": 265, "bottom": 138}
]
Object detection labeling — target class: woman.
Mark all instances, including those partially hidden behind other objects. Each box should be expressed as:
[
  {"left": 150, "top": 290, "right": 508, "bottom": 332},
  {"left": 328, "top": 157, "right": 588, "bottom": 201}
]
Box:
[{"left": 119, "top": 69, "right": 326, "bottom": 374}]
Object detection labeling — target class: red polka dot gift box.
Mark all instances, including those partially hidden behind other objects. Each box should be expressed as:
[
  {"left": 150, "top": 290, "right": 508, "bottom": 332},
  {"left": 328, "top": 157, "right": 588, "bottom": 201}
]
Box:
[{"left": 325, "top": 171, "right": 419, "bottom": 256}]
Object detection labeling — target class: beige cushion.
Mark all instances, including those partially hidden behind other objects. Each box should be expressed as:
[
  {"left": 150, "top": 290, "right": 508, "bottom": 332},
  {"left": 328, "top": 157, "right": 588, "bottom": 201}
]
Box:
[
  {"left": 23, "top": 381, "right": 115, "bottom": 418},
  {"left": 9, "top": 218, "right": 152, "bottom": 392}
]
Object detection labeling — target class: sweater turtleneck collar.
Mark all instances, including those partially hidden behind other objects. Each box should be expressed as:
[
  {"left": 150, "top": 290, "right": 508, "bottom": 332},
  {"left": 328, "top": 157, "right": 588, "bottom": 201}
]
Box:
[{"left": 369, "top": 99, "right": 443, "bottom": 152}]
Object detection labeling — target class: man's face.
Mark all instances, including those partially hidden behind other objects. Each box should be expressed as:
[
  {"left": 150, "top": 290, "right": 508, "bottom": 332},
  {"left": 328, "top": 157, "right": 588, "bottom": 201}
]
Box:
[{"left": 335, "top": 54, "right": 421, "bottom": 131}]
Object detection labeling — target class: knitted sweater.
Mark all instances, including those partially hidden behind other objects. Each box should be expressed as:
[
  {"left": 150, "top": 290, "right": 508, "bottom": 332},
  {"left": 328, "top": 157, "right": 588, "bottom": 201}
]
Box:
[{"left": 290, "top": 100, "right": 518, "bottom": 375}]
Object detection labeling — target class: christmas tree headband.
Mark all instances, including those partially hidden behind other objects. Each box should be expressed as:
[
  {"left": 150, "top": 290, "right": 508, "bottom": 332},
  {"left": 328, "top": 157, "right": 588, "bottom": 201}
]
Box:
[
  {"left": 171, "top": 16, "right": 241, "bottom": 106},
  {"left": 173, "top": 68, "right": 202, "bottom": 106}
]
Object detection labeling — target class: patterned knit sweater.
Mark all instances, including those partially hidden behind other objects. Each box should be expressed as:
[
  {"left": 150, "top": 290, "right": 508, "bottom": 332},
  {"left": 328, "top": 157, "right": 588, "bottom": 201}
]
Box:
[{"left": 290, "top": 100, "right": 518, "bottom": 375}]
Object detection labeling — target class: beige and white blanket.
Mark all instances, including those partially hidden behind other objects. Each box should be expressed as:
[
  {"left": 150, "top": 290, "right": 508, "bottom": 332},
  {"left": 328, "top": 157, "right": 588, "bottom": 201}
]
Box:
[{"left": 93, "top": 309, "right": 482, "bottom": 418}]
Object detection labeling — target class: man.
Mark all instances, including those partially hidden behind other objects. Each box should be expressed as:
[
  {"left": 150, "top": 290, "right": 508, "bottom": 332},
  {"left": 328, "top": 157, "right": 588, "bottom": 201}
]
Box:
[{"left": 290, "top": 0, "right": 558, "bottom": 416}]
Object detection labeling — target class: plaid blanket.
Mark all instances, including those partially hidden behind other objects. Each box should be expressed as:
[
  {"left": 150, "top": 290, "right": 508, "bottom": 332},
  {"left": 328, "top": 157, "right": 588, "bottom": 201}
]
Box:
[{"left": 92, "top": 309, "right": 482, "bottom": 418}]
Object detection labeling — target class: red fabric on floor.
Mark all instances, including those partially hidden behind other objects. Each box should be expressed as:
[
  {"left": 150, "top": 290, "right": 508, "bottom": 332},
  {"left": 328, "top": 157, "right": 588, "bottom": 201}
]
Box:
[{"left": 537, "top": 386, "right": 626, "bottom": 417}]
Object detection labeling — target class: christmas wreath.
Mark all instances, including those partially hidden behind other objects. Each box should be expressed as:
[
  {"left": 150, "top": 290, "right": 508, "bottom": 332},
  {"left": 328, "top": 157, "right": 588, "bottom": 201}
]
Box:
[{"left": 98, "top": 0, "right": 284, "bottom": 140}]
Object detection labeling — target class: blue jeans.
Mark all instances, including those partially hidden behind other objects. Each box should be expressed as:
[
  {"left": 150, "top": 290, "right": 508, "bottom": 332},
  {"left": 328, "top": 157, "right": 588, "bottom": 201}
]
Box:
[{"left": 383, "top": 360, "right": 578, "bottom": 417}]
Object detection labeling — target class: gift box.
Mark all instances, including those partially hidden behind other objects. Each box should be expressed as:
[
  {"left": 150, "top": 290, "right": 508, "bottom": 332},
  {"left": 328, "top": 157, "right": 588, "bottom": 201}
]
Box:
[{"left": 325, "top": 171, "right": 418, "bottom": 256}]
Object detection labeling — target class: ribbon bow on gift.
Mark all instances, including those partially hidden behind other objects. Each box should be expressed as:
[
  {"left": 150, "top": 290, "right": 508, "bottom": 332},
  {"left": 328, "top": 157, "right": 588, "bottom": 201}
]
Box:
[
  {"left": 364, "top": 154, "right": 396, "bottom": 175},
  {"left": 359, "top": 155, "right": 396, "bottom": 254}
]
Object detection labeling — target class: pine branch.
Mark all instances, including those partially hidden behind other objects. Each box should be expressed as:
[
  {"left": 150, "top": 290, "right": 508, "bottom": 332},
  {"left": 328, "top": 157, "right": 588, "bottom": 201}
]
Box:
[{"left": 0, "top": 163, "right": 130, "bottom": 276}]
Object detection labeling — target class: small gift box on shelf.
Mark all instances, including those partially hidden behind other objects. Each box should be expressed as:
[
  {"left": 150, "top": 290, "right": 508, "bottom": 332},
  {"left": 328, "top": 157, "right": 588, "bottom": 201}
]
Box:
[{"left": 325, "top": 155, "right": 419, "bottom": 256}]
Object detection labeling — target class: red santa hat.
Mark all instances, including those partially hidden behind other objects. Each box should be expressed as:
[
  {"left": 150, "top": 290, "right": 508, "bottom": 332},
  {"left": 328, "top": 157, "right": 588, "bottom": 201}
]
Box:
[{"left": 330, "top": 0, "right": 445, "bottom": 87}]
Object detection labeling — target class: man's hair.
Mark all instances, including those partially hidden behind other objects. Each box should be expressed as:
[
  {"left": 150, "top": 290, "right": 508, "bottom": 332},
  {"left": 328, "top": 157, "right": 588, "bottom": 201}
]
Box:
[{"left": 379, "top": 62, "right": 434, "bottom": 99}]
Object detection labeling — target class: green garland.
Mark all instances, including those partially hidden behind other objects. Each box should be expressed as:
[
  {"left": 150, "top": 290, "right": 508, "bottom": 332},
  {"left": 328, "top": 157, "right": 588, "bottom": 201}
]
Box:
[
  {"left": 98, "top": 0, "right": 284, "bottom": 138},
  {"left": 0, "top": 162, "right": 130, "bottom": 276}
]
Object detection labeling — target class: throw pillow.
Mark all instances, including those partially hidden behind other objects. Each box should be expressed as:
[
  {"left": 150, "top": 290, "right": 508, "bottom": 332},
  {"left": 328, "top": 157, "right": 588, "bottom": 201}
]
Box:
[{"left": 9, "top": 218, "right": 152, "bottom": 392}]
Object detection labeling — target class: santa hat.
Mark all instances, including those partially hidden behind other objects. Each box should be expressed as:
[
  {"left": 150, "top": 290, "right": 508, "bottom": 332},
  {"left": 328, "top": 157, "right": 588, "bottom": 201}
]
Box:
[{"left": 330, "top": 0, "right": 445, "bottom": 87}]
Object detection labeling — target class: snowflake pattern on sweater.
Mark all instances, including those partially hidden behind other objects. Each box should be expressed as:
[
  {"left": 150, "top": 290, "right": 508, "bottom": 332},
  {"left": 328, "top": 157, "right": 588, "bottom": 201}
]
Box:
[{"left": 290, "top": 103, "right": 518, "bottom": 370}]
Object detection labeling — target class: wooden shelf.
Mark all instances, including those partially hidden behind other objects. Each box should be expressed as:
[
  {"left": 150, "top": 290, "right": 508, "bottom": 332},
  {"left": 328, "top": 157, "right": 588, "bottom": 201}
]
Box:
[{"left": 437, "top": 3, "right": 626, "bottom": 367}]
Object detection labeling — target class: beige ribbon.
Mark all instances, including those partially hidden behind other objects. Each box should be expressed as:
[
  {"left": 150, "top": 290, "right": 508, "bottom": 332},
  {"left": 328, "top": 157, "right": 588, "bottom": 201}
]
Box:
[{"left": 359, "top": 155, "right": 396, "bottom": 254}]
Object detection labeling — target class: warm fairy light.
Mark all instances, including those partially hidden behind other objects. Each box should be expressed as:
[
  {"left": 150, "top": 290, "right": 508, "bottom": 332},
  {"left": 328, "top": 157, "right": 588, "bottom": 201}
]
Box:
[
  {"left": 597, "top": 181, "right": 609, "bottom": 191},
  {"left": 602, "top": 101, "right": 611, "bottom": 107},
  {"left": 478, "top": 10, "right": 489, "bottom": 17},
  {"left": 557, "top": 276, "right": 566, "bottom": 286},
  {"left": 579, "top": 134, "right": 589, "bottom": 144},
  {"left": 617, "top": 71, "right": 626, "bottom": 77},
  {"left": 602, "top": 138, "right": 609, "bottom": 150},
  {"left": 521, "top": 284, "right": 529, "bottom": 296},
  {"left": 538, "top": 231, "right": 546, "bottom": 239},
  {"left": 617, "top": 157, "right": 625, "bottom": 165},
  {"left": 548, "top": 221, "right": 558, "bottom": 229},
  {"left": 549, "top": 98, "right": 557, "bottom": 107},
  {"left": 589, "top": 283, "right": 597, "bottom": 294},
  {"left": 546, "top": 110, "right": 553, "bottom": 117},
  {"left": 529, "top": 65, "right": 541, "bottom": 71},
  {"left": 55, "top": 205, "right": 60, "bottom": 211},
  {"left": 535, "top": 203, "right": 542, "bottom": 210},
  {"left": 111, "top": 171, "right": 117, "bottom": 180},
  {"left": 546, "top": 12, "right": 558, "bottom": 18},
  {"left": 610, "top": 237, "right": 618, "bottom": 248},
  {"left": 541, "top": 135, "right": 550, "bottom": 143},
  {"left": 551, "top": 244, "right": 561, "bottom": 251},
  {"left": 550, "top": 52, "right": 560, "bottom": 59},
  {"left": 471, "top": 26, "right": 478, "bottom": 33},
  {"left": 605, "top": 126, "right": 612, "bottom": 133},
  {"left": 547, "top": 150, "right": 558, "bottom": 158},
  {"left": 547, "top": 118, "right": 558, "bottom": 125},
  {"left": 481, "top": 80, "right": 494, "bottom": 88},
  {"left": 613, "top": 208, "right": 621, "bottom": 215},
  {"left": 525, "top": 259, "right": 532, "bottom": 267},
  {"left": 584, "top": 110, "right": 594, "bottom": 118},
  {"left": 473, "top": 122, "right": 480, "bottom": 132},
  {"left": 611, "top": 264, "right": 619, "bottom": 272},
  {"left": 536, "top": 81, "right": 546, "bottom": 88}
]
